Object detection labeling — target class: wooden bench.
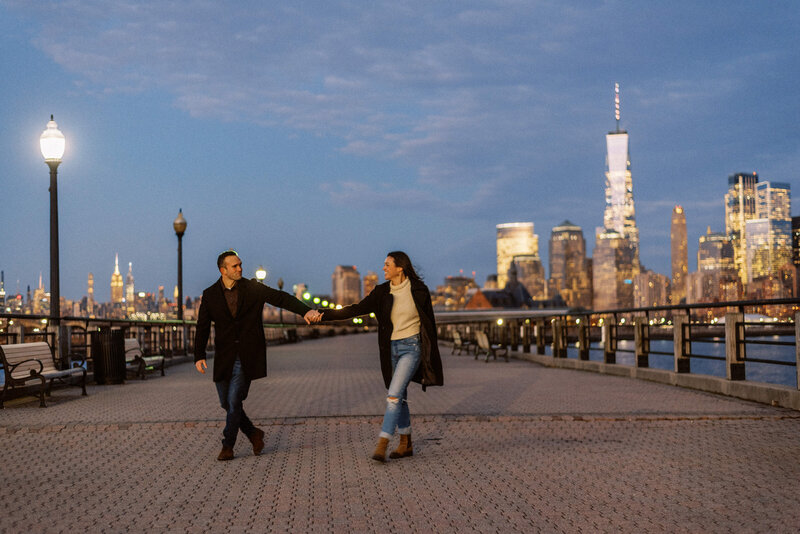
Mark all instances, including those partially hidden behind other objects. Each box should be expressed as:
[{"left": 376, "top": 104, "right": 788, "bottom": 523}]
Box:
[
  {"left": 475, "top": 331, "right": 509, "bottom": 362},
  {"left": 124, "top": 338, "right": 165, "bottom": 380},
  {"left": 451, "top": 331, "right": 474, "bottom": 355},
  {"left": 0, "top": 341, "right": 87, "bottom": 408}
]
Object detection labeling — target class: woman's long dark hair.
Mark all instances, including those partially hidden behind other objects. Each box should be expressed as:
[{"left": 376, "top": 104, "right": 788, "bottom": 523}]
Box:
[{"left": 387, "top": 251, "right": 422, "bottom": 283}]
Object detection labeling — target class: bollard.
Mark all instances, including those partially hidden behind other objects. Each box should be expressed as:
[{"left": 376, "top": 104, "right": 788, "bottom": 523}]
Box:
[
  {"left": 673, "top": 315, "right": 690, "bottom": 373},
  {"left": 603, "top": 322, "right": 616, "bottom": 364},
  {"left": 724, "top": 312, "right": 745, "bottom": 380},
  {"left": 634, "top": 319, "right": 649, "bottom": 368},
  {"left": 522, "top": 321, "right": 531, "bottom": 353},
  {"left": 551, "top": 319, "right": 566, "bottom": 358},
  {"left": 578, "top": 320, "right": 589, "bottom": 360},
  {"left": 535, "top": 319, "right": 546, "bottom": 355}
]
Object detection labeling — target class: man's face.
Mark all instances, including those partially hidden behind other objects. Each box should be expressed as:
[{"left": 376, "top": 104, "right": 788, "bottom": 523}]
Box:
[{"left": 220, "top": 255, "right": 243, "bottom": 283}]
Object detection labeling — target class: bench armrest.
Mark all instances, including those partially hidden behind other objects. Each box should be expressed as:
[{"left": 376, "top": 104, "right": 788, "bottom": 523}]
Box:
[
  {"left": 8, "top": 358, "right": 44, "bottom": 378},
  {"left": 67, "top": 352, "right": 87, "bottom": 367}
]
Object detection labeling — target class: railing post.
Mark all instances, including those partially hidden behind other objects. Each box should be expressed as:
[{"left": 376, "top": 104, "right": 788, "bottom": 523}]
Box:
[
  {"left": 509, "top": 320, "right": 518, "bottom": 352},
  {"left": 673, "top": 314, "right": 690, "bottom": 373},
  {"left": 634, "top": 317, "right": 649, "bottom": 368},
  {"left": 552, "top": 318, "right": 565, "bottom": 358},
  {"left": 535, "top": 319, "right": 545, "bottom": 355},
  {"left": 795, "top": 312, "right": 800, "bottom": 391},
  {"left": 578, "top": 319, "right": 589, "bottom": 360},
  {"left": 603, "top": 321, "right": 616, "bottom": 364},
  {"left": 724, "top": 312, "right": 745, "bottom": 380},
  {"left": 522, "top": 320, "right": 531, "bottom": 353}
]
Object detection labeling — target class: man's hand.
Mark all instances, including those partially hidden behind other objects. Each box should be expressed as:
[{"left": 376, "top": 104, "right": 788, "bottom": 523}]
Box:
[
  {"left": 195, "top": 359, "right": 207, "bottom": 374},
  {"left": 304, "top": 310, "right": 323, "bottom": 324}
]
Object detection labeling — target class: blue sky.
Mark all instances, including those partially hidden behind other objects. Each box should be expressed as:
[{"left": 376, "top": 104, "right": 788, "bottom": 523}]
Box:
[{"left": 1, "top": 1, "right": 798, "bottom": 304}]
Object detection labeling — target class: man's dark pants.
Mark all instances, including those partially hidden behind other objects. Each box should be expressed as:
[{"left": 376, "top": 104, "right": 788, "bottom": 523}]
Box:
[{"left": 215, "top": 358, "right": 256, "bottom": 447}]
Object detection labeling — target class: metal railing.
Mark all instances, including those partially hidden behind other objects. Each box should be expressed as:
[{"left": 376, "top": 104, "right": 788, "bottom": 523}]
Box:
[{"left": 436, "top": 298, "right": 800, "bottom": 389}]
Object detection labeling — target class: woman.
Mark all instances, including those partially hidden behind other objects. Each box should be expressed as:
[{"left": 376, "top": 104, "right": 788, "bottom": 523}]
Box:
[{"left": 321, "top": 251, "right": 443, "bottom": 462}]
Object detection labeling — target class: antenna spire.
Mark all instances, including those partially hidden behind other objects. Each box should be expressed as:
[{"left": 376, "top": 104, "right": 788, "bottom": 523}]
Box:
[{"left": 614, "top": 83, "right": 621, "bottom": 132}]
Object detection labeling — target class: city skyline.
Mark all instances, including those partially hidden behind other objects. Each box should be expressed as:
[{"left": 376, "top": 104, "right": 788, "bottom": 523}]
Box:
[{"left": 1, "top": 2, "right": 798, "bottom": 303}]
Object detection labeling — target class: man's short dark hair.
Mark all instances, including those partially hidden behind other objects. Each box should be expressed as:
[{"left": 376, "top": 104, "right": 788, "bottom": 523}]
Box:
[{"left": 217, "top": 250, "right": 239, "bottom": 269}]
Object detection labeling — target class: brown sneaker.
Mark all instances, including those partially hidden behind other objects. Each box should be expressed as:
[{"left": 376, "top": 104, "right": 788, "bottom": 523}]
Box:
[
  {"left": 217, "top": 446, "right": 234, "bottom": 461},
  {"left": 248, "top": 428, "right": 265, "bottom": 456}
]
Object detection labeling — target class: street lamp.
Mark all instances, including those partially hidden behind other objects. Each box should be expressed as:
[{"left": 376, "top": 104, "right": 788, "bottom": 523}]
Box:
[
  {"left": 40, "top": 115, "right": 65, "bottom": 325},
  {"left": 255, "top": 266, "right": 267, "bottom": 283},
  {"left": 173, "top": 209, "right": 187, "bottom": 322}
]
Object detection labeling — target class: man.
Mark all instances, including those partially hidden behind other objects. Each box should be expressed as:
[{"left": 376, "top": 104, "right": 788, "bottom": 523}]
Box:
[{"left": 195, "top": 250, "right": 321, "bottom": 461}]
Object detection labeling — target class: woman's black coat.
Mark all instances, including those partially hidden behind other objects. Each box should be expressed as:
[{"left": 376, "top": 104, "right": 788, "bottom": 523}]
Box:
[{"left": 321, "top": 279, "right": 443, "bottom": 390}]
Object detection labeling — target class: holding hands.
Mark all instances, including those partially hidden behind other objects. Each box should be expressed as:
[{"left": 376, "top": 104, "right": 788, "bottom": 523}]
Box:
[{"left": 304, "top": 309, "right": 324, "bottom": 324}]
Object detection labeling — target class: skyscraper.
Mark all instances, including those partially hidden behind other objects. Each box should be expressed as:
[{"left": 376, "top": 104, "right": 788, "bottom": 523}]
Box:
[
  {"left": 125, "top": 262, "right": 135, "bottom": 305},
  {"left": 602, "top": 83, "right": 639, "bottom": 267},
  {"left": 745, "top": 181, "right": 792, "bottom": 293},
  {"left": 548, "top": 220, "right": 591, "bottom": 309},
  {"left": 332, "top": 265, "right": 361, "bottom": 305},
  {"left": 496, "top": 222, "right": 538, "bottom": 289},
  {"left": 670, "top": 206, "right": 688, "bottom": 304},
  {"left": 0, "top": 270, "right": 5, "bottom": 309},
  {"left": 87, "top": 272, "right": 95, "bottom": 315},
  {"left": 363, "top": 271, "right": 379, "bottom": 296},
  {"left": 725, "top": 172, "right": 759, "bottom": 286},
  {"left": 111, "top": 254, "right": 123, "bottom": 304},
  {"left": 594, "top": 84, "right": 639, "bottom": 309},
  {"left": 697, "top": 227, "right": 736, "bottom": 302},
  {"left": 512, "top": 254, "right": 546, "bottom": 299}
]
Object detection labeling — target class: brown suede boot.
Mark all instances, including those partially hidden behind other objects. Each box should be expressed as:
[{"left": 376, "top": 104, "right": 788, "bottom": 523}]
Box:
[
  {"left": 389, "top": 434, "right": 413, "bottom": 459},
  {"left": 372, "top": 437, "right": 390, "bottom": 463}
]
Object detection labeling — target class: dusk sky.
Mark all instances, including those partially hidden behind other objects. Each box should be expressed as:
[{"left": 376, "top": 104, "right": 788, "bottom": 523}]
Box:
[{"left": 1, "top": 1, "right": 798, "bottom": 305}]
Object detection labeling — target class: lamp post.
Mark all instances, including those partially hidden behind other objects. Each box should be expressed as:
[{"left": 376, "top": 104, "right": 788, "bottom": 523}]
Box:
[
  {"left": 40, "top": 115, "right": 65, "bottom": 330},
  {"left": 255, "top": 266, "right": 267, "bottom": 284},
  {"left": 173, "top": 210, "right": 187, "bottom": 321},
  {"left": 173, "top": 210, "right": 187, "bottom": 354}
]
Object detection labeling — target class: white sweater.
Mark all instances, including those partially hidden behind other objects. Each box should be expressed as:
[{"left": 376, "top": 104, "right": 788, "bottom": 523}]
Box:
[{"left": 389, "top": 278, "right": 421, "bottom": 340}]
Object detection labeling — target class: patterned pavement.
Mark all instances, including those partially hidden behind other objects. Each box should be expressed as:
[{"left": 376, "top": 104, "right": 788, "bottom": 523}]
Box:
[{"left": 2, "top": 333, "right": 799, "bottom": 533}]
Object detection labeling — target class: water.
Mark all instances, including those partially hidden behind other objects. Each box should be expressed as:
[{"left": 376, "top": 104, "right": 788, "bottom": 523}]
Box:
[{"left": 557, "top": 335, "right": 798, "bottom": 388}]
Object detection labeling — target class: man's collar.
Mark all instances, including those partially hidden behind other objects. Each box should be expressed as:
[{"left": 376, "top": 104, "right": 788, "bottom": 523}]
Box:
[{"left": 220, "top": 277, "right": 238, "bottom": 290}]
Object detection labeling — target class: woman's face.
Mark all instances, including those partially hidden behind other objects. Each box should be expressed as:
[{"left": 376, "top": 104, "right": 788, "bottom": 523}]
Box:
[{"left": 383, "top": 256, "right": 404, "bottom": 282}]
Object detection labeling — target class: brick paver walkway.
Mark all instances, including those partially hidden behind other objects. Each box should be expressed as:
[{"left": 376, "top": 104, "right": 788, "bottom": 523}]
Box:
[{"left": 2, "top": 333, "right": 799, "bottom": 533}]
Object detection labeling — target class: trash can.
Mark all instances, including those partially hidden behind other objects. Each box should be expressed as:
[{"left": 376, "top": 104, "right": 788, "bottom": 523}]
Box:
[{"left": 91, "top": 328, "right": 126, "bottom": 384}]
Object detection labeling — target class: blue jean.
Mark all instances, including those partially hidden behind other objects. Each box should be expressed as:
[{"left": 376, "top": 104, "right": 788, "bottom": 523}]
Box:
[
  {"left": 380, "top": 334, "right": 422, "bottom": 439},
  {"left": 215, "top": 358, "right": 256, "bottom": 448}
]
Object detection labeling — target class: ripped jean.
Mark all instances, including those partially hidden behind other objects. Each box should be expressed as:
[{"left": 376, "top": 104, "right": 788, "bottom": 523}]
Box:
[{"left": 380, "top": 334, "right": 421, "bottom": 439}]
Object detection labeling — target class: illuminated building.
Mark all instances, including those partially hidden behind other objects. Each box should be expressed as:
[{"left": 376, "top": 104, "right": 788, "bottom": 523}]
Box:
[
  {"left": 111, "top": 254, "right": 124, "bottom": 304},
  {"left": 697, "top": 227, "right": 737, "bottom": 302},
  {"left": 125, "top": 262, "right": 135, "bottom": 306},
  {"left": 745, "top": 182, "right": 791, "bottom": 296},
  {"left": 332, "top": 265, "right": 361, "bottom": 305},
  {"left": 548, "top": 220, "right": 591, "bottom": 309},
  {"left": 0, "top": 270, "right": 5, "bottom": 309},
  {"left": 363, "top": 271, "right": 379, "bottom": 296},
  {"left": 593, "top": 84, "right": 639, "bottom": 309},
  {"left": 87, "top": 272, "right": 95, "bottom": 315},
  {"left": 725, "top": 172, "right": 759, "bottom": 285},
  {"left": 32, "top": 273, "right": 47, "bottom": 315},
  {"left": 602, "top": 83, "right": 640, "bottom": 269},
  {"left": 432, "top": 275, "right": 478, "bottom": 311},
  {"left": 496, "top": 222, "right": 538, "bottom": 289},
  {"left": 633, "top": 269, "right": 670, "bottom": 308},
  {"left": 592, "top": 229, "right": 636, "bottom": 310},
  {"left": 670, "top": 206, "right": 688, "bottom": 304},
  {"left": 512, "top": 254, "right": 545, "bottom": 299}
]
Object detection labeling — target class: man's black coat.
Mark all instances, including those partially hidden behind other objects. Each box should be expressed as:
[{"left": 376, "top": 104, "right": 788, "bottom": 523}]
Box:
[{"left": 194, "top": 277, "right": 311, "bottom": 382}]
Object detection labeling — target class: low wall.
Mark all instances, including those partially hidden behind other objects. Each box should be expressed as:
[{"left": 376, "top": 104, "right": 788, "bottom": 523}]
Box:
[{"left": 508, "top": 348, "right": 800, "bottom": 411}]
